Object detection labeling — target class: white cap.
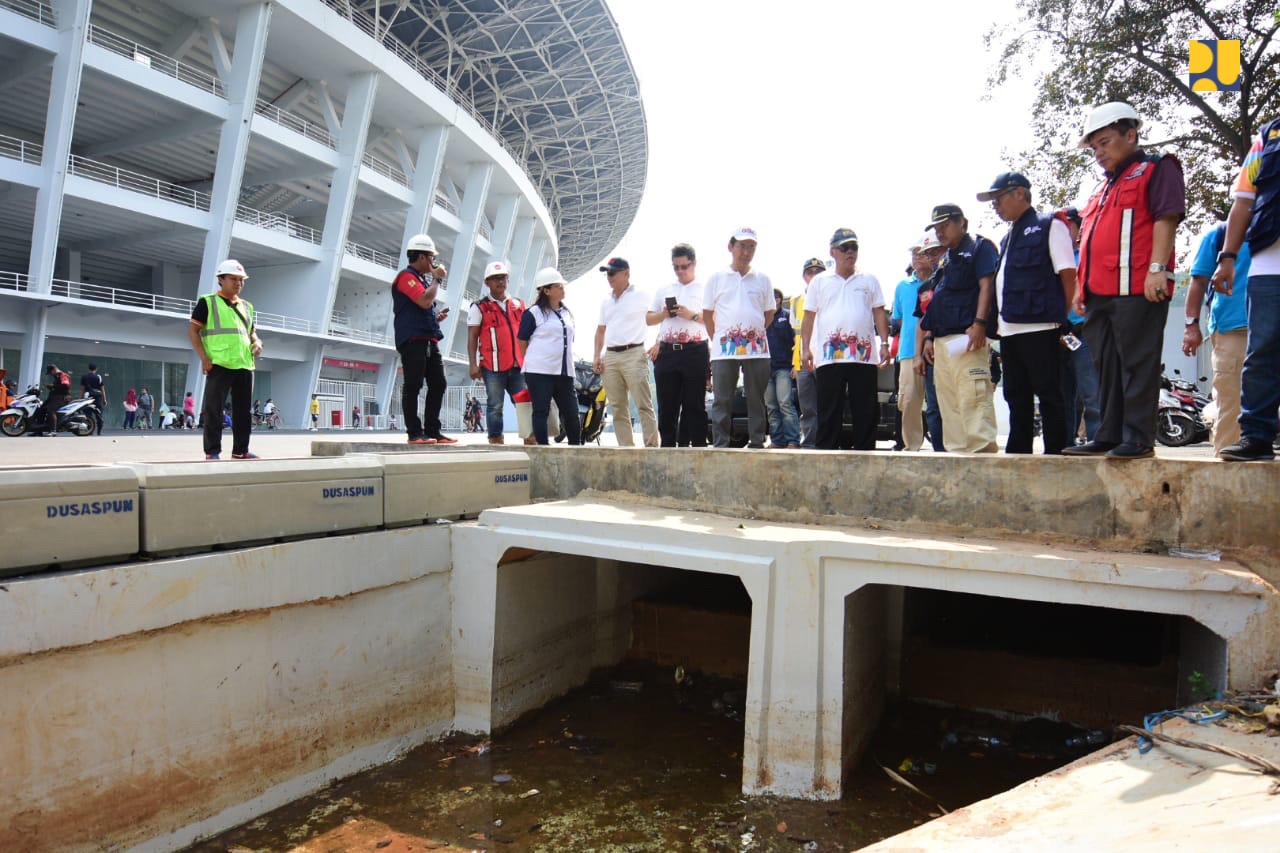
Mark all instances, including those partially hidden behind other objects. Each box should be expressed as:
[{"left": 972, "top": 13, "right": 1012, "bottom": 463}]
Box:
[
  {"left": 533, "top": 267, "right": 567, "bottom": 289},
  {"left": 405, "top": 233, "right": 437, "bottom": 253},
  {"left": 911, "top": 233, "right": 944, "bottom": 253},
  {"left": 484, "top": 260, "right": 510, "bottom": 280},
  {"left": 731, "top": 226, "right": 759, "bottom": 243},
  {"left": 215, "top": 259, "right": 248, "bottom": 279},
  {"left": 1077, "top": 101, "right": 1142, "bottom": 148}
]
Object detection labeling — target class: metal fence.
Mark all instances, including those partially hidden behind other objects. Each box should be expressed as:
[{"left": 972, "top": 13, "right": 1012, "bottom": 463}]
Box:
[
  {"left": 69, "top": 154, "right": 212, "bottom": 211},
  {"left": 255, "top": 99, "right": 335, "bottom": 149},
  {"left": 86, "top": 23, "right": 224, "bottom": 97},
  {"left": 234, "top": 204, "right": 322, "bottom": 245},
  {"left": 0, "top": 133, "right": 42, "bottom": 165},
  {"left": 0, "top": 0, "right": 55, "bottom": 27}
]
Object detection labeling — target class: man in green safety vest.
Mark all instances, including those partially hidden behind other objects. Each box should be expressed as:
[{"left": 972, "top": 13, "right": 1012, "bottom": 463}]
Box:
[{"left": 187, "top": 259, "right": 264, "bottom": 460}]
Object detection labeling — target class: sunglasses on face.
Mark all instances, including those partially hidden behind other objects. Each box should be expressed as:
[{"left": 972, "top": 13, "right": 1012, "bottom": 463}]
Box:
[
  {"left": 835, "top": 243, "right": 858, "bottom": 253},
  {"left": 673, "top": 262, "right": 693, "bottom": 271}
]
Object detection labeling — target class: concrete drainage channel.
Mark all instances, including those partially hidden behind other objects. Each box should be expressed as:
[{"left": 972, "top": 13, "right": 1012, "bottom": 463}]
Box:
[{"left": 0, "top": 444, "right": 1276, "bottom": 850}]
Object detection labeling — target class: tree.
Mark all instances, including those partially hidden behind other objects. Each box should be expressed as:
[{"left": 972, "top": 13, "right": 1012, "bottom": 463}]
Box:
[{"left": 987, "top": 0, "right": 1279, "bottom": 231}]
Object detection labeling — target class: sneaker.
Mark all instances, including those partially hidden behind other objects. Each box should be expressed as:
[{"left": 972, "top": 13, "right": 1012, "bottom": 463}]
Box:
[
  {"left": 231, "top": 452, "right": 260, "bottom": 460},
  {"left": 205, "top": 453, "right": 220, "bottom": 460},
  {"left": 431, "top": 435, "right": 459, "bottom": 445},
  {"left": 1219, "top": 438, "right": 1276, "bottom": 462},
  {"left": 1062, "top": 440, "right": 1118, "bottom": 457},
  {"left": 1106, "top": 443, "right": 1154, "bottom": 460}
]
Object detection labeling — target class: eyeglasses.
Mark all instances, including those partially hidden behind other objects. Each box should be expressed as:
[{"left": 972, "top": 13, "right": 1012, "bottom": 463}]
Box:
[
  {"left": 989, "top": 189, "right": 1014, "bottom": 207},
  {"left": 673, "top": 262, "right": 693, "bottom": 271}
]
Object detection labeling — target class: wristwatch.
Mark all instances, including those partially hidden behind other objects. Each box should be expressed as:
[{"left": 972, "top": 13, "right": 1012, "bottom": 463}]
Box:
[
  {"left": 1148, "top": 262, "right": 1167, "bottom": 274},
  {"left": 1216, "top": 251, "right": 1237, "bottom": 264},
  {"left": 1184, "top": 316, "right": 1199, "bottom": 326}
]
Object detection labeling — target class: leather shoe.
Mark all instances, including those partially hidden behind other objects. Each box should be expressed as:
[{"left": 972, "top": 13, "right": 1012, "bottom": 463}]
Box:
[
  {"left": 1062, "top": 440, "right": 1117, "bottom": 456},
  {"left": 1219, "top": 438, "right": 1276, "bottom": 462},
  {"left": 1106, "top": 443, "right": 1154, "bottom": 459}
]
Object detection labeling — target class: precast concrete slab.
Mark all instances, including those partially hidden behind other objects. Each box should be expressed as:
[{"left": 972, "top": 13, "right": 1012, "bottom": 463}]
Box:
[
  {"left": 0, "top": 526, "right": 455, "bottom": 853},
  {"left": 862, "top": 718, "right": 1280, "bottom": 851},
  {"left": 122, "top": 457, "right": 383, "bottom": 555},
  {"left": 370, "top": 450, "right": 530, "bottom": 526},
  {"left": 451, "top": 498, "right": 1275, "bottom": 801},
  {"left": 0, "top": 464, "right": 139, "bottom": 576},
  {"left": 311, "top": 438, "right": 520, "bottom": 457}
]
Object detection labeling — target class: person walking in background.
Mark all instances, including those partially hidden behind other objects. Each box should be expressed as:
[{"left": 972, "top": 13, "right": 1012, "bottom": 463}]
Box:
[
  {"left": 1065, "top": 101, "right": 1185, "bottom": 460},
  {"left": 518, "top": 267, "right": 582, "bottom": 445},
  {"left": 793, "top": 258, "right": 827, "bottom": 447},
  {"left": 764, "top": 287, "right": 800, "bottom": 448},
  {"left": 188, "top": 259, "right": 264, "bottom": 460},
  {"left": 594, "top": 257, "right": 659, "bottom": 447},
  {"left": 79, "top": 363, "right": 107, "bottom": 435},
  {"left": 704, "top": 226, "right": 775, "bottom": 448},
  {"left": 648, "top": 243, "right": 709, "bottom": 447},
  {"left": 122, "top": 388, "right": 138, "bottom": 430},
  {"left": 309, "top": 393, "right": 320, "bottom": 431},
  {"left": 183, "top": 391, "right": 196, "bottom": 429},
  {"left": 137, "top": 387, "right": 154, "bottom": 430}
]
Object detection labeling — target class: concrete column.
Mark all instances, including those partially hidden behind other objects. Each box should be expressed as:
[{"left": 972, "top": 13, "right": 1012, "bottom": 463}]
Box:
[
  {"left": 195, "top": 2, "right": 272, "bottom": 295},
  {"left": 439, "top": 163, "right": 493, "bottom": 350},
  {"left": 270, "top": 340, "right": 324, "bottom": 428},
  {"left": 307, "top": 71, "right": 379, "bottom": 331},
  {"left": 24, "top": 0, "right": 91, "bottom": 389},
  {"left": 521, "top": 237, "right": 548, "bottom": 302},
  {"left": 507, "top": 217, "right": 536, "bottom": 298},
  {"left": 488, "top": 195, "right": 519, "bottom": 260},
  {"left": 373, "top": 353, "right": 401, "bottom": 433},
  {"left": 19, "top": 306, "right": 49, "bottom": 391},
  {"left": 151, "top": 261, "right": 183, "bottom": 299}
]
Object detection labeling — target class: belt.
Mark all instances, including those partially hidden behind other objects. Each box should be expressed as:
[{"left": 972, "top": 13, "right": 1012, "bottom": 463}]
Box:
[
  {"left": 606, "top": 343, "right": 643, "bottom": 352},
  {"left": 659, "top": 340, "right": 708, "bottom": 352}
]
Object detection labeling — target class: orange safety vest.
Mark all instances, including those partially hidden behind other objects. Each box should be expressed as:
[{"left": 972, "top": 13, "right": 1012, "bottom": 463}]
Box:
[
  {"left": 473, "top": 296, "right": 525, "bottom": 372},
  {"left": 1079, "top": 152, "right": 1178, "bottom": 298}
]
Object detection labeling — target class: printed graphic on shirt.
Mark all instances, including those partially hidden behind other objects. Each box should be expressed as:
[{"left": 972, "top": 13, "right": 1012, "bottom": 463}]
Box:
[
  {"left": 717, "top": 324, "right": 769, "bottom": 357},
  {"left": 822, "top": 329, "right": 875, "bottom": 362}
]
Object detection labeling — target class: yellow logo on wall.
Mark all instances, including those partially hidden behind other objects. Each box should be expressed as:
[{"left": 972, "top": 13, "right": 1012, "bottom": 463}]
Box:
[{"left": 1189, "top": 40, "right": 1241, "bottom": 91}]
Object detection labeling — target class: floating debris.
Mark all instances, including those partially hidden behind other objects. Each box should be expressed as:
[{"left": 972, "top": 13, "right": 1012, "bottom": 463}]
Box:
[
  {"left": 518, "top": 788, "right": 541, "bottom": 799},
  {"left": 493, "top": 773, "right": 513, "bottom": 783}
]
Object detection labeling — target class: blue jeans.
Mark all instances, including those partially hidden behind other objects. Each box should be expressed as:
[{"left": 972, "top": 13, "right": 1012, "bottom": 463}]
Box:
[
  {"left": 1240, "top": 274, "right": 1280, "bottom": 443},
  {"left": 764, "top": 367, "right": 800, "bottom": 446},
  {"left": 1061, "top": 330, "right": 1101, "bottom": 442},
  {"left": 481, "top": 367, "right": 525, "bottom": 439},
  {"left": 924, "top": 362, "right": 944, "bottom": 451}
]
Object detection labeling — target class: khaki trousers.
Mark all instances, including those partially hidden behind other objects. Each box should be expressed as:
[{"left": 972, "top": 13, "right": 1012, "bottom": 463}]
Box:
[
  {"left": 1211, "top": 328, "right": 1246, "bottom": 454},
  {"left": 602, "top": 346, "right": 659, "bottom": 447},
  {"left": 933, "top": 336, "right": 998, "bottom": 453},
  {"left": 897, "top": 357, "right": 925, "bottom": 451}
]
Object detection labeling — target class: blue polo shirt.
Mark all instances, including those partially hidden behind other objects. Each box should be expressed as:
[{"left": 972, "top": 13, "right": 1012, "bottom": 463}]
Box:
[
  {"left": 892, "top": 275, "right": 925, "bottom": 359},
  {"left": 1189, "top": 224, "right": 1251, "bottom": 335}
]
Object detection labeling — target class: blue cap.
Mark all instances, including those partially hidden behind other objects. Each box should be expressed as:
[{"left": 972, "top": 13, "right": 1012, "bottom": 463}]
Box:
[{"left": 829, "top": 228, "right": 859, "bottom": 248}]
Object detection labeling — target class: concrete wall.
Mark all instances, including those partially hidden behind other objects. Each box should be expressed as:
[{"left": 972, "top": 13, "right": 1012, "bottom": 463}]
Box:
[
  {"left": 0, "top": 527, "right": 453, "bottom": 852},
  {"left": 841, "top": 584, "right": 888, "bottom": 786}
]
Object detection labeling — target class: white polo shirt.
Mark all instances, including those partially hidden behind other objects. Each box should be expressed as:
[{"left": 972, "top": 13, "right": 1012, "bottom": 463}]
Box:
[
  {"left": 803, "top": 270, "right": 884, "bottom": 370},
  {"left": 996, "top": 216, "right": 1077, "bottom": 338},
  {"left": 598, "top": 285, "right": 650, "bottom": 347},
  {"left": 704, "top": 268, "right": 773, "bottom": 361},
  {"left": 650, "top": 280, "right": 707, "bottom": 345},
  {"left": 520, "top": 305, "right": 576, "bottom": 376}
]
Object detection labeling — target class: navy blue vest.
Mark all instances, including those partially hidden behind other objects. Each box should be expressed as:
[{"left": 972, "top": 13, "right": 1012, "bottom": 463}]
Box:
[
  {"left": 998, "top": 208, "right": 1067, "bottom": 325},
  {"left": 926, "top": 233, "right": 999, "bottom": 337},
  {"left": 391, "top": 267, "right": 442, "bottom": 347},
  {"left": 1246, "top": 117, "right": 1280, "bottom": 255}
]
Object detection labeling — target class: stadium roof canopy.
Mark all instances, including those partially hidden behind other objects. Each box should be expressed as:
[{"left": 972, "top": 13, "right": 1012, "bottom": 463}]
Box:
[{"left": 362, "top": 0, "right": 647, "bottom": 279}]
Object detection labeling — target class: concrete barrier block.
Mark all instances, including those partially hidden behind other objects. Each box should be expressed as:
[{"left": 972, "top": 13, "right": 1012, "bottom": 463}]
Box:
[
  {"left": 0, "top": 465, "right": 140, "bottom": 576},
  {"left": 374, "top": 451, "right": 530, "bottom": 526},
  {"left": 123, "top": 457, "right": 384, "bottom": 554}
]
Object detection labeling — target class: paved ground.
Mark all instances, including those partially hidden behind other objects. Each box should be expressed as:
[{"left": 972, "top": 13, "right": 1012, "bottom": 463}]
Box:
[{"left": 0, "top": 426, "right": 1220, "bottom": 467}]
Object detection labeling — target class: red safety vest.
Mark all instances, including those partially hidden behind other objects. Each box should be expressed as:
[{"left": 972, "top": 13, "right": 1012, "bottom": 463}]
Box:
[
  {"left": 1079, "top": 152, "right": 1178, "bottom": 298},
  {"left": 474, "top": 296, "right": 525, "bottom": 372}
]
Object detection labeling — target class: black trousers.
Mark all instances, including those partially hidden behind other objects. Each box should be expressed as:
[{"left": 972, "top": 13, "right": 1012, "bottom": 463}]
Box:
[
  {"left": 87, "top": 391, "right": 105, "bottom": 434},
  {"left": 1083, "top": 294, "right": 1168, "bottom": 448},
  {"left": 525, "top": 373, "right": 582, "bottom": 445},
  {"left": 1000, "top": 329, "right": 1067, "bottom": 454},
  {"left": 815, "top": 362, "right": 878, "bottom": 450},
  {"left": 654, "top": 342, "right": 709, "bottom": 447},
  {"left": 202, "top": 364, "right": 253, "bottom": 455},
  {"left": 399, "top": 339, "right": 447, "bottom": 439}
]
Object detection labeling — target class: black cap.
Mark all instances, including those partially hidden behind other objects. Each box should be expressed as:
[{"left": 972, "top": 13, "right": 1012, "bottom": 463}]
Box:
[
  {"left": 829, "top": 227, "right": 859, "bottom": 248},
  {"left": 926, "top": 204, "right": 964, "bottom": 228},
  {"left": 802, "top": 257, "right": 827, "bottom": 274},
  {"left": 599, "top": 257, "right": 630, "bottom": 273},
  {"left": 976, "top": 171, "right": 1032, "bottom": 202}
]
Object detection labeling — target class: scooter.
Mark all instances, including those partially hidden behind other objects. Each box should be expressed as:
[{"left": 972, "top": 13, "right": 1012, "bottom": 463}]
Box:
[
  {"left": 1156, "top": 371, "right": 1210, "bottom": 447},
  {"left": 52, "top": 395, "right": 100, "bottom": 436},
  {"left": 0, "top": 386, "right": 43, "bottom": 436}
]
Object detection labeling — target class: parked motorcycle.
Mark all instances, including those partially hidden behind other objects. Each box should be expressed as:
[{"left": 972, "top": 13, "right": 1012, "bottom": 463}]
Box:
[
  {"left": 1156, "top": 370, "right": 1210, "bottom": 447},
  {"left": 50, "top": 395, "right": 100, "bottom": 436},
  {"left": 0, "top": 386, "right": 42, "bottom": 436}
]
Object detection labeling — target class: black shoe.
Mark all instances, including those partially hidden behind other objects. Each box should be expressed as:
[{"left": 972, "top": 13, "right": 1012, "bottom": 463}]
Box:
[
  {"left": 746, "top": 442, "right": 764, "bottom": 449},
  {"left": 1062, "top": 440, "right": 1117, "bottom": 457},
  {"left": 1106, "top": 443, "right": 1154, "bottom": 459},
  {"left": 1220, "top": 438, "right": 1276, "bottom": 462}
]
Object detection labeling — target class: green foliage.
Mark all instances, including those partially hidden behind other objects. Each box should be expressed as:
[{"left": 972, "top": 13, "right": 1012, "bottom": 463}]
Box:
[
  {"left": 1187, "top": 670, "right": 1215, "bottom": 701},
  {"left": 987, "top": 0, "right": 1279, "bottom": 232}
]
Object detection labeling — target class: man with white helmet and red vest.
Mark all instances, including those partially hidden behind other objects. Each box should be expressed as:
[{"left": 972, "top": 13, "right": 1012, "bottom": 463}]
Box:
[
  {"left": 187, "top": 259, "right": 263, "bottom": 460},
  {"left": 467, "top": 259, "right": 527, "bottom": 445},
  {"left": 1064, "top": 101, "right": 1185, "bottom": 460},
  {"left": 393, "top": 233, "right": 455, "bottom": 445}
]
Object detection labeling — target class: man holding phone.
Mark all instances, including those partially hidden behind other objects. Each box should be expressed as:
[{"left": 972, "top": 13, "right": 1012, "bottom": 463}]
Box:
[
  {"left": 648, "top": 243, "right": 708, "bottom": 446},
  {"left": 595, "top": 257, "right": 659, "bottom": 446}
]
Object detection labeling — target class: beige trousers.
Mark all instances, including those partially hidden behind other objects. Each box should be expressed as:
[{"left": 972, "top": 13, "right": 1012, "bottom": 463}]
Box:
[
  {"left": 933, "top": 336, "right": 998, "bottom": 453},
  {"left": 1210, "top": 328, "right": 1246, "bottom": 454},
  {"left": 897, "top": 357, "right": 925, "bottom": 451},
  {"left": 603, "top": 346, "right": 659, "bottom": 447}
]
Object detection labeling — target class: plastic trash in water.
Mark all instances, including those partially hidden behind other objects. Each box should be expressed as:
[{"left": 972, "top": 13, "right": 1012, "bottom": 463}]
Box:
[
  {"left": 492, "top": 773, "right": 513, "bottom": 783},
  {"left": 1064, "top": 730, "right": 1108, "bottom": 749},
  {"left": 1168, "top": 546, "right": 1221, "bottom": 561},
  {"left": 518, "top": 788, "right": 541, "bottom": 799}
]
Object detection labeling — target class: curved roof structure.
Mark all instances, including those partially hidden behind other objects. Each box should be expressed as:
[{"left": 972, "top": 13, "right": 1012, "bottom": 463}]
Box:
[{"left": 363, "top": 0, "right": 648, "bottom": 279}]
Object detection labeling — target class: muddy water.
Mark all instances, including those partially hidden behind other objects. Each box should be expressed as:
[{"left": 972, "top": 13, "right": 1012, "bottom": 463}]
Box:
[{"left": 192, "top": 664, "right": 1082, "bottom": 852}]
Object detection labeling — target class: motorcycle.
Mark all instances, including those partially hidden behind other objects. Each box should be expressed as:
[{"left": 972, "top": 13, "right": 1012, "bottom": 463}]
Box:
[
  {"left": 0, "top": 386, "right": 43, "bottom": 436},
  {"left": 52, "top": 395, "right": 101, "bottom": 436},
  {"left": 1156, "top": 370, "right": 1210, "bottom": 447}
]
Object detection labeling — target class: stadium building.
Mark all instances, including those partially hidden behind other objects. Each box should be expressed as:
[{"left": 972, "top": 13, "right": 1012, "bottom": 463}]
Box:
[{"left": 0, "top": 0, "right": 646, "bottom": 428}]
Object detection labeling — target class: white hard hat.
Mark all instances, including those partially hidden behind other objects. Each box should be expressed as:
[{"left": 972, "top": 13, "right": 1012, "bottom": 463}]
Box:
[
  {"left": 484, "top": 260, "right": 510, "bottom": 279},
  {"left": 912, "top": 233, "right": 944, "bottom": 253},
  {"left": 1077, "top": 102, "right": 1142, "bottom": 148},
  {"left": 533, "top": 267, "right": 567, "bottom": 289},
  {"left": 405, "top": 233, "right": 436, "bottom": 254},
  {"left": 215, "top": 259, "right": 248, "bottom": 279}
]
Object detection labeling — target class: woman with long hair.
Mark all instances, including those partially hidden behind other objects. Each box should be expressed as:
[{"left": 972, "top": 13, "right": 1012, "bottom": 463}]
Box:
[
  {"left": 516, "top": 268, "right": 582, "bottom": 445},
  {"left": 122, "top": 388, "right": 138, "bottom": 430}
]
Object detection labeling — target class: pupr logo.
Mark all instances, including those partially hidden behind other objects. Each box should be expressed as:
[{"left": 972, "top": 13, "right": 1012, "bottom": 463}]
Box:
[{"left": 1189, "top": 40, "right": 1241, "bottom": 92}]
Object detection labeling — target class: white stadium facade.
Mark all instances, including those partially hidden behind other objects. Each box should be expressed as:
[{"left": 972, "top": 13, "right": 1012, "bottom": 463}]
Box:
[{"left": 0, "top": 0, "right": 646, "bottom": 428}]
